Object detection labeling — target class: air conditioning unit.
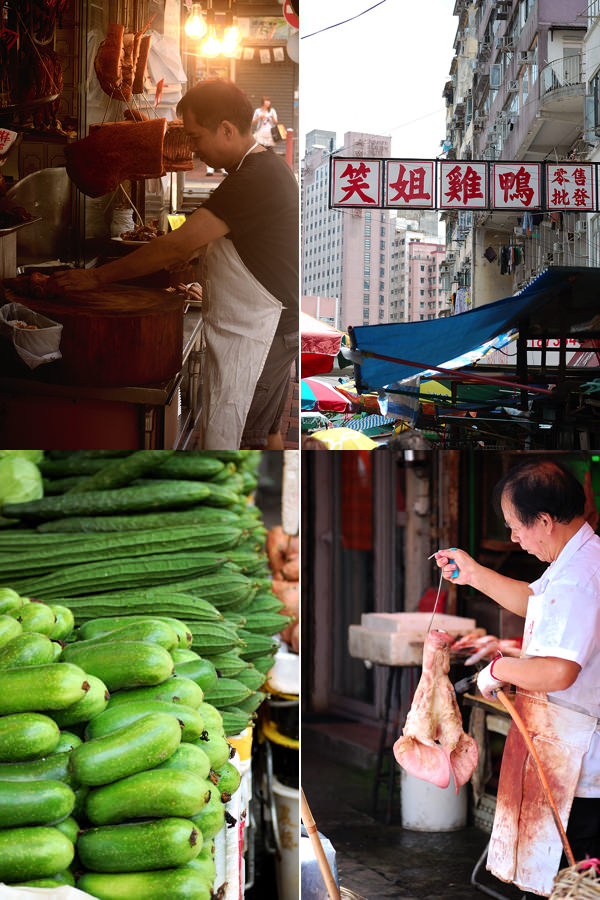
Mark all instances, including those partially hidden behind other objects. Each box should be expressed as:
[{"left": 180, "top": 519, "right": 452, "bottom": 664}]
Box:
[
  {"left": 495, "top": 36, "right": 514, "bottom": 50},
  {"left": 575, "top": 220, "right": 588, "bottom": 234},
  {"left": 507, "top": 79, "right": 520, "bottom": 92},
  {"left": 519, "top": 50, "right": 536, "bottom": 63},
  {"left": 480, "top": 41, "right": 491, "bottom": 52}
]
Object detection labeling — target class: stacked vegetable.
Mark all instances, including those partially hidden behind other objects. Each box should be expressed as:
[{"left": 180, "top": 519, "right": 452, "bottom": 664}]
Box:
[{"left": 0, "top": 449, "right": 293, "bottom": 896}]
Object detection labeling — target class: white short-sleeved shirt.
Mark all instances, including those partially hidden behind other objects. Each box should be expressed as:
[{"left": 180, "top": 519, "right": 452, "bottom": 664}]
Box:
[{"left": 525, "top": 521, "right": 600, "bottom": 797}]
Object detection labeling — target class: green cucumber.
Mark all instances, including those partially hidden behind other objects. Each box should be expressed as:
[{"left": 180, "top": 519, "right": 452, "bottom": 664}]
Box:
[
  {"left": 77, "top": 619, "right": 179, "bottom": 652},
  {"left": 3, "top": 480, "right": 212, "bottom": 521},
  {"left": 85, "top": 770, "right": 213, "bottom": 825},
  {"left": 234, "top": 666, "right": 266, "bottom": 691},
  {"left": 192, "top": 732, "right": 231, "bottom": 770},
  {"left": 196, "top": 702, "right": 224, "bottom": 736},
  {"left": 0, "top": 631, "right": 55, "bottom": 669},
  {"left": 204, "top": 678, "right": 253, "bottom": 709},
  {"left": 54, "top": 731, "right": 82, "bottom": 753},
  {"left": 52, "top": 673, "right": 110, "bottom": 727},
  {"left": 54, "top": 815, "right": 79, "bottom": 843},
  {"left": 144, "top": 453, "right": 225, "bottom": 481},
  {"left": 0, "top": 752, "right": 74, "bottom": 786},
  {"left": 0, "top": 826, "right": 74, "bottom": 882},
  {"left": 36, "top": 504, "right": 242, "bottom": 533},
  {"left": 77, "top": 817, "right": 202, "bottom": 872},
  {"left": 49, "top": 605, "right": 75, "bottom": 640},
  {"left": 171, "top": 648, "right": 201, "bottom": 663},
  {"left": 10, "top": 552, "right": 227, "bottom": 600},
  {"left": 85, "top": 701, "right": 204, "bottom": 743},
  {"left": 243, "top": 612, "right": 294, "bottom": 635},
  {"left": 63, "top": 590, "right": 223, "bottom": 625},
  {"left": 221, "top": 707, "right": 251, "bottom": 737},
  {"left": 0, "top": 662, "right": 90, "bottom": 714},
  {"left": 67, "top": 449, "right": 175, "bottom": 494},
  {"left": 0, "top": 779, "right": 75, "bottom": 827},
  {"left": 61, "top": 641, "right": 173, "bottom": 691},
  {"left": 79, "top": 615, "right": 193, "bottom": 649},
  {"left": 105, "top": 675, "right": 203, "bottom": 709},
  {"left": 77, "top": 868, "right": 211, "bottom": 900},
  {"left": 155, "top": 742, "right": 211, "bottom": 780},
  {"left": 190, "top": 788, "right": 226, "bottom": 840},
  {"left": 8, "top": 602, "right": 56, "bottom": 635},
  {"left": 173, "top": 657, "right": 218, "bottom": 693},
  {"left": 209, "top": 651, "right": 248, "bottom": 678},
  {"left": 0, "top": 713, "right": 60, "bottom": 761},
  {"left": 71, "top": 712, "right": 182, "bottom": 786},
  {"left": 0, "top": 614, "right": 22, "bottom": 646},
  {"left": 215, "top": 759, "right": 242, "bottom": 801}
]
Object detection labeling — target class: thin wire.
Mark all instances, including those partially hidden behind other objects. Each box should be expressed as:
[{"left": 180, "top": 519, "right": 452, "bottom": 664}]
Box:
[
  {"left": 302, "top": 0, "right": 387, "bottom": 39},
  {"left": 427, "top": 568, "right": 445, "bottom": 634}
]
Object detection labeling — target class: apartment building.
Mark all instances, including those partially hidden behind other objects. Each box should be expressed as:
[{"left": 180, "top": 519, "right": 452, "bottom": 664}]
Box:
[
  {"left": 302, "top": 131, "right": 392, "bottom": 332},
  {"left": 444, "top": 0, "right": 589, "bottom": 305},
  {"left": 389, "top": 213, "right": 448, "bottom": 322}
]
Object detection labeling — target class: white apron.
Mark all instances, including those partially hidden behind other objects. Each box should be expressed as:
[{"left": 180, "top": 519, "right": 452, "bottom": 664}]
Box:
[
  {"left": 199, "top": 235, "right": 282, "bottom": 449},
  {"left": 487, "top": 690, "right": 598, "bottom": 896}
]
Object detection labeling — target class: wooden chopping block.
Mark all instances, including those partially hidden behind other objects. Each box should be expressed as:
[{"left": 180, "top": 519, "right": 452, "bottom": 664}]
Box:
[{"left": 4, "top": 284, "right": 184, "bottom": 387}]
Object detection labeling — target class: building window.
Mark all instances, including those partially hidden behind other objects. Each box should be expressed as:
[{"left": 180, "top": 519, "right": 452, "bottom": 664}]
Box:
[
  {"left": 363, "top": 296, "right": 370, "bottom": 306},
  {"left": 380, "top": 240, "right": 385, "bottom": 250},
  {"left": 364, "top": 266, "right": 370, "bottom": 275},
  {"left": 364, "top": 280, "right": 370, "bottom": 290},
  {"left": 363, "top": 311, "right": 369, "bottom": 322},
  {"left": 379, "top": 310, "right": 385, "bottom": 319},
  {"left": 379, "top": 296, "right": 385, "bottom": 305}
]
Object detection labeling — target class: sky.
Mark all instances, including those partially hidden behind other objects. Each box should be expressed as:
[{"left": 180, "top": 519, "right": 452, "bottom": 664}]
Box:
[{"left": 300, "top": 0, "right": 458, "bottom": 160}]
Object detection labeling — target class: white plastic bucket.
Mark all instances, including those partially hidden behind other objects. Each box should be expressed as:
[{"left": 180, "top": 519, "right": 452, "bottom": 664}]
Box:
[
  {"left": 272, "top": 775, "right": 299, "bottom": 900},
  {"left": 400, "top": 769, "right": 467, "bottom": 831}
]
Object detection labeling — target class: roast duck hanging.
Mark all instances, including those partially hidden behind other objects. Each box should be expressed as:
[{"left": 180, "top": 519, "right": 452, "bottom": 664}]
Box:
[{"left": 65, "top": 24, "right": 193, "bottom": 198}]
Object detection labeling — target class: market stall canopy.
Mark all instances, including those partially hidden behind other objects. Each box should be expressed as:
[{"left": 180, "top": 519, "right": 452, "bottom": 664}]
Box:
[
  {"left": 301, "top": 377, "right": 350, "bottom": 412},
  {"left": 300, "top": 311, "right": 343, "bottom": 377},
  {"left": 310, "top": 426, "right": 378, "bottom": 450},
  {"left": 347, "top": 267, "right": 600, "bottom": 393},
  {"left": 300, "top": 410, "right": 332, "bottom": 433}
]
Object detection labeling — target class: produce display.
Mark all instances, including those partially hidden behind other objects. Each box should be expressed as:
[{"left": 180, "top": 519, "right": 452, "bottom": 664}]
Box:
[{"left": 0, "top": 449, "right": 296, "bottom": 897}]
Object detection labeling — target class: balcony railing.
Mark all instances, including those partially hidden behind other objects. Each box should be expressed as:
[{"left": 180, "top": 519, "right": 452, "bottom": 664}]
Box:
[{"left": 540, "top": 55, "right": 583, "bottom": 98}]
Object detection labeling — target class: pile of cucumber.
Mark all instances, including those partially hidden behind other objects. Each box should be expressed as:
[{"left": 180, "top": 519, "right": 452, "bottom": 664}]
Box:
[
  {"left": 0, "top": 587, "right": 241, "bottom": 897},
  {"left": 0, "top": 450, "right": 291, "bottom": 897},
  {"left": 0, "top": 449, "right": 292, "bottom": 735}
]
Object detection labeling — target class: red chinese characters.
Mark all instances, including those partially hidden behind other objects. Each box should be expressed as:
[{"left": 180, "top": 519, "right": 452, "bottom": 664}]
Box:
[
  {"left": 546, "top": 163, "right": 595, "bottom": 211},
  {"left": 331, "top": 158, "right": 382, "bottom": 207},
  {"left": 439, "top": 161, "right": 488, "bottom": 209},
  {"left": 385, "top": 161, "right": 434, "bottom": 208},
  {"left": 493, "top": 163, "right": 541, "bottom": 210}
]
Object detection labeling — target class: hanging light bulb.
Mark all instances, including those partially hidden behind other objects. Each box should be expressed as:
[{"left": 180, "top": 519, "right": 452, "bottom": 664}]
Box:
[
  {"left": 184, "top": 3, "right": 207, "bottom": 39},
  {"left": 221, "top": 4, "right": 242, "bottom": 57},
  {"left": 200, "top": 8, "right": 221, "bottom": 57}
]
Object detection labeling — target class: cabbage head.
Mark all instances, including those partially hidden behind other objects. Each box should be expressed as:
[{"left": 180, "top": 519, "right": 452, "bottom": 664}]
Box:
[
  {"left": 0, "top": 450, "right": 44, "bottom": 464},
  {"left": 0, "top": 457, "right": 43, "bottom": 504}
]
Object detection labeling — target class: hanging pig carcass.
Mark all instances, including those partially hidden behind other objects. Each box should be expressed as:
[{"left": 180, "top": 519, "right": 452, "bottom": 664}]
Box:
[{"left": 393, "top": 629, "right": 478, "bottom": 793}]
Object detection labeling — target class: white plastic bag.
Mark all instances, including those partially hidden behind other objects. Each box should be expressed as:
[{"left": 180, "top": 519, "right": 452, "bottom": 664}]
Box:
[
  {"left": 0, "top": 302, "right": 62, "bottom": 370},
  {"left": 0, "top": 886, "right": 97, "bottom": 899}
]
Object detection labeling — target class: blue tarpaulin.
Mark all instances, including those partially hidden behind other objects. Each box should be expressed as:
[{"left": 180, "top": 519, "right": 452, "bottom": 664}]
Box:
[{"left": 348, "top": 267, "right": 588, "bottom": 393}]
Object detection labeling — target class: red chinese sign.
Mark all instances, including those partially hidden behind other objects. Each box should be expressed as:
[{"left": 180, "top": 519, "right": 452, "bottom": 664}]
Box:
[
  {"left": 329, "top": 158, "right": 600, "bottom": 211},
  {"left": 331, "top": 158, "right": 382, "bottom": 208},
  {"left": 385, "top": 160, "right": 435, "bottom": 209},
  {"left": 439, "top": 161, "right": 488, "bottom": 210},
  {"left": 545, "top": 164, "right": 595, "bottom": 212},
  {"left": 493, "top": 163, "right": 541, "bottom": 210}
]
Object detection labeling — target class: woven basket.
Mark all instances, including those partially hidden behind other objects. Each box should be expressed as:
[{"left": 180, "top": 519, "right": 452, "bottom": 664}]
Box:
[
  {"left": 341, "top": 888, "right": 369, "bottom": 900},
  {"left": 550, "top": 864, "right": 600, "bottom": 899}
]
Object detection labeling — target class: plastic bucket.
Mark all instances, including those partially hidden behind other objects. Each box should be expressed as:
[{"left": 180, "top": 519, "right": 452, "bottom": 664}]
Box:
[
  {"left": 400, "top": 769, "right": 467, "bottom": 831},
  {"left": 272, "top": 775, "right": 299, "bottom": 900}
]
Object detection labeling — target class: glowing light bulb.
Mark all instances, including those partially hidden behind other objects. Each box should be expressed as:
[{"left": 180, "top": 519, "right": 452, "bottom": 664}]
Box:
[
  {"left": 201, "top": 23, "right": 221, "bottom": 57},
  {"left": 222, "top": 21, "right": 242, "bottom": 56},
  {"left": 184, "top": 3, "right": 207, "bottom": 39}
]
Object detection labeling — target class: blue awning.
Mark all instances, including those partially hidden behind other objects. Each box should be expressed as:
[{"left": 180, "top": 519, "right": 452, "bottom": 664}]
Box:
[{"left": 348, "top": 267, "right": 594, "bottom": 393}]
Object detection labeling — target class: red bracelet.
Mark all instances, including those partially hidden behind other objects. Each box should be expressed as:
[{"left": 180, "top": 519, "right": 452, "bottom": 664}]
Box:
[{"left": 489, "top": 655, "right": 503, "bottom": 681}]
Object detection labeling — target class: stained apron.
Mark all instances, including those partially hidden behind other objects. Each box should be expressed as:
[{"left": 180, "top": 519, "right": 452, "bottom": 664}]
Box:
[
  {"left": 199, "top": 235, "right": 282, "bottom": 449},
  {"left": 487, "top": 689, "right": 597, "bottom": 896}
]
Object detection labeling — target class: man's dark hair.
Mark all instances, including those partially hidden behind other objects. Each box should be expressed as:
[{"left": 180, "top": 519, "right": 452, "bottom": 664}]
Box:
[
  {"left": 177, "top": 78, "right": 253, "bottom": 133},
  {"left": 493, "top": 458, "right": 585, "bottom": 527}
]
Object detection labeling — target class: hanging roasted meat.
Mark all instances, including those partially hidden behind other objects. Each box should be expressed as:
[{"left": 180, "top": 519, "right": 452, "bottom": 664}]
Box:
[
  {"left": 393, "top": 629, "right": 478, "bottom": 793},
  {"left": 65, "top": 118, "right": 167, "bottom": 197},
  {"left": 132, "top": 34, "right": 152, "bottom": 94},
  {"left": 162, "top": 121, "right": 194, "bottom": 173},
  {"left": 17, "top": 45, "right": 63, "bottom": 129},
  {"left": 94, "top": 23, "right": 125, "bottom": 97},
  {"left": 119, "top": 31, "right": 141, "bottom": 101}
]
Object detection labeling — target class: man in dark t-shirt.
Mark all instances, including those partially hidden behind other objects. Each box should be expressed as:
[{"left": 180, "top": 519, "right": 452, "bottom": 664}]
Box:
[{"left": 54, "top": 79, "right": 298, "bottom": 450}]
